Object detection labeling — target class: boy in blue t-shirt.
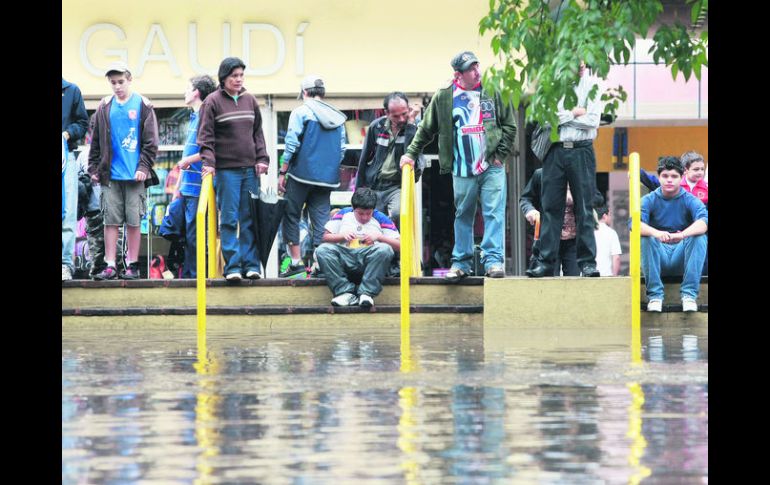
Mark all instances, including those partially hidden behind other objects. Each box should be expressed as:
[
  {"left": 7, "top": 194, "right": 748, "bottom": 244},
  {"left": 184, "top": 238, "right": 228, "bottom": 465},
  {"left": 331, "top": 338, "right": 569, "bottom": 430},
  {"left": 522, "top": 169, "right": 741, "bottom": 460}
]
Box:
[
  {"left": 89, "top": 62, "right": 159, "bottom": 280},
  {"left": 640, "top": 156, "right": 708, "bottom": 312},
  {"left": 175, "top": 75, "right": 217, "bottom": 278}
]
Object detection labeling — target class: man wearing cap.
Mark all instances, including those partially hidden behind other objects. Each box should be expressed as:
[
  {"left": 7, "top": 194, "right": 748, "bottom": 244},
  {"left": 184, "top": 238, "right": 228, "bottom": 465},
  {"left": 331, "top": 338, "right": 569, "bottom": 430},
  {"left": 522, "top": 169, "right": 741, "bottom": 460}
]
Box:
[
  {"left": 526, "top": 61, "right": 603, "bottom": 278},
  {"left": 356, "top": 91, "right": 422, "bottom": 229},
  {"left": 61, "top": 77, "right": 88, "bottom": 280},
  {"left": 88, "top": 61, "right": 159, "bottom": 280},
  {"left": 197, "top": 57, "right": 270, "bottom": 281},
  {"left": 277, "top": 75, "right": 347, "bottom": 278},
  {"left": 400, "top": 51, "right": 516, "bottom": 281}
]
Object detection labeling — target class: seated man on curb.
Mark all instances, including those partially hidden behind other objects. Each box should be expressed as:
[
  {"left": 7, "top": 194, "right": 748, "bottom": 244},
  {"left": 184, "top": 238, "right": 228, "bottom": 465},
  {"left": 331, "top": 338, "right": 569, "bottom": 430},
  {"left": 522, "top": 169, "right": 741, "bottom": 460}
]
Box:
[
  {"left": 315, "top": 188, "right": 401, "bottom": 308},
  {"left": 640, "top": 156, "right": 708, "bottom": 312}
]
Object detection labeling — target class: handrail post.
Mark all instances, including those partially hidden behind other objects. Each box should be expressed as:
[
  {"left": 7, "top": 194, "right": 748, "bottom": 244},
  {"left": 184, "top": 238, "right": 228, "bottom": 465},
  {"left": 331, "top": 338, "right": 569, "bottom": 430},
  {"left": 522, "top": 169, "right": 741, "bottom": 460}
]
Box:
[
  {"left": 400, "top": 165, "right": 415, "bottom": 325},
  {"left": 629, "top": 153, "right": 642, "bottom": 364},
  {"left": 197, "top": 174, "right": 214, "bottom": 332}
]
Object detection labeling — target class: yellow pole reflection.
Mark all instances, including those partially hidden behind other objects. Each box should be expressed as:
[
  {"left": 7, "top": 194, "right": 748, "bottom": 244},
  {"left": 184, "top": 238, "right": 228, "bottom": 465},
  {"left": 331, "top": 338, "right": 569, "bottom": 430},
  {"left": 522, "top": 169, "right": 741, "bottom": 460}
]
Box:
[
  {"left": 626, "top": 382, "right": 652, "bottom": 484},
  {"left": 195, "top": 327, "right": 221, "bottom": 484},
  {"left": 398, "top": 316, "right": 421, "bottom": 484}
]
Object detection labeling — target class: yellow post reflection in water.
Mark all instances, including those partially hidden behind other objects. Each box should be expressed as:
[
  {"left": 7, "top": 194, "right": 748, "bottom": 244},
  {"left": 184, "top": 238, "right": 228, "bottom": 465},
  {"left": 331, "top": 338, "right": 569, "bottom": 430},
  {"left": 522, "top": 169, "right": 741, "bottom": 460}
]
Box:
[
  {"left": 398, "top": 312, "right": 421, "bottom": 484},
  {"left": 626, "top": 382, "right": 651, "bottom": 484},
  {"left": 195, "top": 326, "right": 221, "bottom": 484},
  {"left": 629, "top": 153, "right": 642, "bottom": 365}
]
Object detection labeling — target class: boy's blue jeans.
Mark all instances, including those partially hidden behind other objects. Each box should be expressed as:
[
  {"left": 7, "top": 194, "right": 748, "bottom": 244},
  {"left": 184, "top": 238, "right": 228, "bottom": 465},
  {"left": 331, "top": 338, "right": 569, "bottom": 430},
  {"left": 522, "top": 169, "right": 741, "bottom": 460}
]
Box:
[{"left": 641, "top": 234, "right": 707, "bottom": 301}]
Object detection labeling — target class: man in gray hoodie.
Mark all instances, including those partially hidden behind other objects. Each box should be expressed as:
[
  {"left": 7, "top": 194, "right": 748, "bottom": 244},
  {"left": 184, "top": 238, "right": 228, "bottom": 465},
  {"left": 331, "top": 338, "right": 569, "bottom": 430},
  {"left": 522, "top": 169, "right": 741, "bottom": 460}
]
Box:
[{"left": 277, "top": 75, "right": 347, "bottom": 277}]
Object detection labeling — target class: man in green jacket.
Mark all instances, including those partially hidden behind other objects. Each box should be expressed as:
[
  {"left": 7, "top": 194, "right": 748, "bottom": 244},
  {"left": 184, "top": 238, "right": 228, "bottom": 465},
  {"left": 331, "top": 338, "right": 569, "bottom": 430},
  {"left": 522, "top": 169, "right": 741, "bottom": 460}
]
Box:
[{"left": 400, "top": 51, "right": 516, "bottom": 280}]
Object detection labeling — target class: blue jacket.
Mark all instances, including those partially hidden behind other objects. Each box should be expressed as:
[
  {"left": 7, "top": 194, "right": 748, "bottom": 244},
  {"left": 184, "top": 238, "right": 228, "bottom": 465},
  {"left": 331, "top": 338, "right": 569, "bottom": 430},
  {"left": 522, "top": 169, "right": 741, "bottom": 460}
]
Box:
[
  {"left": 284, "top": 98, "right": 347, "bottom": 188},
  {"left": 61, "top": 78, "right": 88, "bottom": 152},
  {"left": 641, "top": 187, "right": 708, "bottom": 233}
]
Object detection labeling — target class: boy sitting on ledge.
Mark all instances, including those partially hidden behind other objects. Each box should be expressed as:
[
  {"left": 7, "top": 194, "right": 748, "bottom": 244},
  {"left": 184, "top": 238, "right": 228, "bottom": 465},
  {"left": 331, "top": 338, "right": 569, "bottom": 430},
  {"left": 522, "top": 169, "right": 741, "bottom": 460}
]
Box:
[
  {"left": 640, "top": 156, "right": 708, "bottom": 312},
  {"left": 315, "top": 188, "right": 401, "bottom": 308}
]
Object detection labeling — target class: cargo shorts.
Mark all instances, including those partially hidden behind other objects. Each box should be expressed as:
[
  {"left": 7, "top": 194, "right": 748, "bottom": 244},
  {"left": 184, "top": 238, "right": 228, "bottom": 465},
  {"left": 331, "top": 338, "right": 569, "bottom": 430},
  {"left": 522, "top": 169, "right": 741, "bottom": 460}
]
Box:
[{"left": 101, "top": 180, "right": 146, "bottom": 226}]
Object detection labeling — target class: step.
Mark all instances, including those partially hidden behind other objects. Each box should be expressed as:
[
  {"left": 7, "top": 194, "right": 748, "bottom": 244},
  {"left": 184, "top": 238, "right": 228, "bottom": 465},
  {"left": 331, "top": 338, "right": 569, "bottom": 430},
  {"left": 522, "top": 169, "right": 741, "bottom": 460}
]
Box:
[
  {"left": 62, "top": 277, "right": 484, "bottom": 309},
  {"left": 62, "top": 304, "right": 483, "bottom": 316}
]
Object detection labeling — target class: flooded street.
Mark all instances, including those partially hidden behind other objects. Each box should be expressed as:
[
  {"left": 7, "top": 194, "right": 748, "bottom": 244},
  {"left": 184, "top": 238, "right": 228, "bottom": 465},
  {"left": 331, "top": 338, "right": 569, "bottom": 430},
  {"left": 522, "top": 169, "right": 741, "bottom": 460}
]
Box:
[{"left": 62, "top": 321, "right": 707, "bottom": 483}]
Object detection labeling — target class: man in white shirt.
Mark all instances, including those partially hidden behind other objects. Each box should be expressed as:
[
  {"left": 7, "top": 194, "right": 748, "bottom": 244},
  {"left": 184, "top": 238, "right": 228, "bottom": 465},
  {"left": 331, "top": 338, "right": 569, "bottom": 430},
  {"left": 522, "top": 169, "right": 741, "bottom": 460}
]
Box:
[
  {"left": 527, "top": 61, "right": 602, "bottom": 278},
  {"left": 594, "top": 206, "right": 621, "bottom": 276},
  {"left": 315, "top": 188, "right": 401, "bottom": 308}
]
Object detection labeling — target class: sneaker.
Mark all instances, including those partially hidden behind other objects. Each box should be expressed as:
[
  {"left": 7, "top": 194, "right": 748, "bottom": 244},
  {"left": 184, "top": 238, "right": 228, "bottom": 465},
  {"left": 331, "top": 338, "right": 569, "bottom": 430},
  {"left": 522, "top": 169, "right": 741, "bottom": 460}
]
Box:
[
  {"left": 646, "top": 299, "right": 663, "bottom": 312},
  {"left": 93, "top": 266, "right": 118, "bottom": 281},
  {"left": 280, "top": 263, "right": 307, "bottom": 279},
  {"left": 331, "top": 292, "right": 359, "bottom": 306},
  {"left": 359, "top": 294, "right": 374, "bottom": 308},
  {"left": 225, "top": 272, "right": 242, "bottom": 282},
  {"left": 580, "top": 264, "right": 600, "bottom": 277},
  {"left": 485, "top": 265, "right": 505, "bottom": 278},
  {"left": 682, "top": 297, "right": 698, "bottom": 312},
  {"left": 445, "top": 267, "right": 468, "bottom": 282},
  {"left": 245, "top": 270, "right": 262, "bottom": 279},
  {"left": 62, "top": 265, "right": 72, "bottom": 281},
  {"left": 120, "top": 262, "right": 141, "bottom": 280}
]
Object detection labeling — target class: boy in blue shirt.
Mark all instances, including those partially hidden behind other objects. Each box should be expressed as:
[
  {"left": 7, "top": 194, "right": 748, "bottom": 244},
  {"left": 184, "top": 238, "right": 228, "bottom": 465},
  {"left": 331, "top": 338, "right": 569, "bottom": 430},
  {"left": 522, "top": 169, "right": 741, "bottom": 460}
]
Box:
[
  {"left": 175, "top": 75, "right": 217, "bottom": 278},
  {"left": 89, "top": 62, "right": 159, "bottom": 280},
  {"left": 640, "top": 156, "right": 708, "bottom": 312}
]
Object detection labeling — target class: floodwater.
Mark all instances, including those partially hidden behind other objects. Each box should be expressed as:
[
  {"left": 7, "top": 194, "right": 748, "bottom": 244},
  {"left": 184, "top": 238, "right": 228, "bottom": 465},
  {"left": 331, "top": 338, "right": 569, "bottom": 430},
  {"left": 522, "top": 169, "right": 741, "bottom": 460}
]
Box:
[{"left": 62, "top": 321, "right": 707, "bottom": 484}]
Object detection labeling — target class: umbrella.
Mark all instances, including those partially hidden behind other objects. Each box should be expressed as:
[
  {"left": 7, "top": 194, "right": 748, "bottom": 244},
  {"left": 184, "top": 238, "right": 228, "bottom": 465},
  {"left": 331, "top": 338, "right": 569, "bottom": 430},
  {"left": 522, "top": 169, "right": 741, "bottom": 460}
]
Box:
[
  {"left": 527, "top": 213, "right": 542, "bottom": 271},
  {"left": 249, "top": 187, "right": 287, "bottom": 271}
]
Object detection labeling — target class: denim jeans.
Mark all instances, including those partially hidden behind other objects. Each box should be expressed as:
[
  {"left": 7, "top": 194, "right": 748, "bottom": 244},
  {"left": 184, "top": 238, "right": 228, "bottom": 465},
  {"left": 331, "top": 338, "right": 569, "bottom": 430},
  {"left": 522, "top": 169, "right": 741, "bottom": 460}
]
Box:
[
  {"left": 451, "top": 165, "right": 506, "bottom": 273},
  {"left": 641, "top": 234, "right": 707, "bottom": 300},
  {"left": 214, "top": 167, "right": 260, "bottom": 275},
  {"left": 62, "top": 152, "right": 78, "bottom": 270},
  {"left": 181, "top": 195, "right": 198, "bottom": 278},
  {"left": 282, "top": 177, "right": 331, "bottom": 248}
]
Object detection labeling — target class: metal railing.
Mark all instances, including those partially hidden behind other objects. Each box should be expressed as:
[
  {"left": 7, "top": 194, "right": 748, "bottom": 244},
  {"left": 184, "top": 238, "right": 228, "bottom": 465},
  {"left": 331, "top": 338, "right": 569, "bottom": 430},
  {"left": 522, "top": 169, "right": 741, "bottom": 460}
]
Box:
[
  {"left": 629, "top": 152, "right": 642, "bottom": 364},
  {"left": 399, "top": 164, "right": 421, "bottom": 326},
  {"left": 196, "top": 174, "right": 219, "bottom": 331}
]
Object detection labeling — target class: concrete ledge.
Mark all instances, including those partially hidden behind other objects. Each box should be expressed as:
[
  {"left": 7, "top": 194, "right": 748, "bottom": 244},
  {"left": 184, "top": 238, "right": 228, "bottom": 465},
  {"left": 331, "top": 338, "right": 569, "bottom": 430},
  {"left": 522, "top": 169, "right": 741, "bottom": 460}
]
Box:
[
  {"left": 61, "top": 312, "right": 482, "bottom": 328},
  {"left": 62, "top": 283, "right": 483, "bottom": 308},
  {"left": 483, "top": 277, "right": 631, "bottom": 328}
]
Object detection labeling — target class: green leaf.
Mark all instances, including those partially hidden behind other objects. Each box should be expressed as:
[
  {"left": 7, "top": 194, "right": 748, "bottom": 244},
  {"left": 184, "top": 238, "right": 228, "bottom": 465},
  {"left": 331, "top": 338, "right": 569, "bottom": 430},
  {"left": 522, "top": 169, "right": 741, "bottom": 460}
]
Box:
[{"left": 671, "top": 63, "right": 679, "bottom": 80}]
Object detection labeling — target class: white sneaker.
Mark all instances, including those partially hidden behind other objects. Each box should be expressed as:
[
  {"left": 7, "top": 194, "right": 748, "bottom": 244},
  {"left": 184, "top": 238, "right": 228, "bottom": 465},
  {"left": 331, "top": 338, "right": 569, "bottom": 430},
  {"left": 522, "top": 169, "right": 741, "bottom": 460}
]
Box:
[
  {"left": 225, "top": 272, "right": 242, "bottom": 281},
  {"left": 62, "top": 265, "right": 72, "bottom": 281},
  {"left": 359, "top": 294, "right": 374, "bottom": 308},
  {"left": 682, "top": 297, "right": 698, "bottom": 312},
  {"left": 245, "top": 270, "right": 262, "bottom": 279},
  {"left": 331, "top": 292, "right": 358, "bottom": 306},
  {"left": 646, "top": 299, "right": 663, "bottom": 312}
]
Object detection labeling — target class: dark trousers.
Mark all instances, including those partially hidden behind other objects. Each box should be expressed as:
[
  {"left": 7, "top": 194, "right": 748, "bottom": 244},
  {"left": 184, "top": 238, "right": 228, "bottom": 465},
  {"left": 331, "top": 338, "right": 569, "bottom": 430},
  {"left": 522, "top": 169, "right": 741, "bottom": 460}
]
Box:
[
  {"left": 539, "top": 143, "right": 597, "bottom": 268},
  {"left": 283, "top": 177, "right": 332, "bottom": 248}
]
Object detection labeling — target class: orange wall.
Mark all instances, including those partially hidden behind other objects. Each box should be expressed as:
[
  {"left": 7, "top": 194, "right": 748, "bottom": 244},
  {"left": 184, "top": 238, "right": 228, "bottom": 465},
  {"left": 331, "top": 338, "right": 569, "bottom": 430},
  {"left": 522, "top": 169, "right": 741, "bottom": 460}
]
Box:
[{"left": 595, "top": 126, "right": 708, "bottom": 172}]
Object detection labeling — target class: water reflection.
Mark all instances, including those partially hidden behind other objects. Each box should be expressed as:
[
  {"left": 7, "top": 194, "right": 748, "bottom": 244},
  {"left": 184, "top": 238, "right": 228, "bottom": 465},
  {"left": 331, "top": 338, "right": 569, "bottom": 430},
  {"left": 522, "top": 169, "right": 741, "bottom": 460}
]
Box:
[{"left": 63, "top": 322, "right": 707, "bottom": 483}]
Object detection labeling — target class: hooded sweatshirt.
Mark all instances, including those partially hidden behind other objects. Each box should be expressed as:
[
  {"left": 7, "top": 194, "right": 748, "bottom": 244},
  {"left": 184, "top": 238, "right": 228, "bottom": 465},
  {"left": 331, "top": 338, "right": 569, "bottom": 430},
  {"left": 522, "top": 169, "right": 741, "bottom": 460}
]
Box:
[
  {"left": 283, "top": 98, "right": 347, "bottom": 188},
  {"left": 62, "top": 78, "right": 88, "bottom": 152},
  {"left": 641, "top": 187, "right": 708, "bottom": 234}
]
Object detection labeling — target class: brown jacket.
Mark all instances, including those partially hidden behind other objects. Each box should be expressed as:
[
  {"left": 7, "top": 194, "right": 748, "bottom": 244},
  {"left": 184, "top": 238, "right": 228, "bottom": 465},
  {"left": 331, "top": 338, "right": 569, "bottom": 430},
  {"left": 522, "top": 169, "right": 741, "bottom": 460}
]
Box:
[
  {"left": 197, "top": 87, "right": 269, "bottom": 170},
  {"left": 88, "top": 93, "right": 159, "bottom": 186}
]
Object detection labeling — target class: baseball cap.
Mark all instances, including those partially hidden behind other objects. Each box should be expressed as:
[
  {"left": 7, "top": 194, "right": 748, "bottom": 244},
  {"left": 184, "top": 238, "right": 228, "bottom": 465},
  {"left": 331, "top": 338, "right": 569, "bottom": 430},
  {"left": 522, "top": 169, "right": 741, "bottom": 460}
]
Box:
[
  {"left": 450, "top": 51, "right": 479, "bottom": 72},
  {"left": 298, "top": 74, "right": 325, "bottom": 99},
  {"left": 105, "top": 61, "right": 130, "bottom": 77}
]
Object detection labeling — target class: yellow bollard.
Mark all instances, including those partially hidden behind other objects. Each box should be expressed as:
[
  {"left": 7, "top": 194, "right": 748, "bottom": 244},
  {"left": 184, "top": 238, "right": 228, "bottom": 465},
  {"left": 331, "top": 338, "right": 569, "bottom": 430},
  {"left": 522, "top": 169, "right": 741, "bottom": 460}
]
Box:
[
  {"left": 197, "top": 174, "right": 215, "bottom": 334},
  {"left": 629, "top": 153, "right": 642, "bottom": 365},
  {"left": 399, "top": 165, "right": 415, "bottom": 326}
]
